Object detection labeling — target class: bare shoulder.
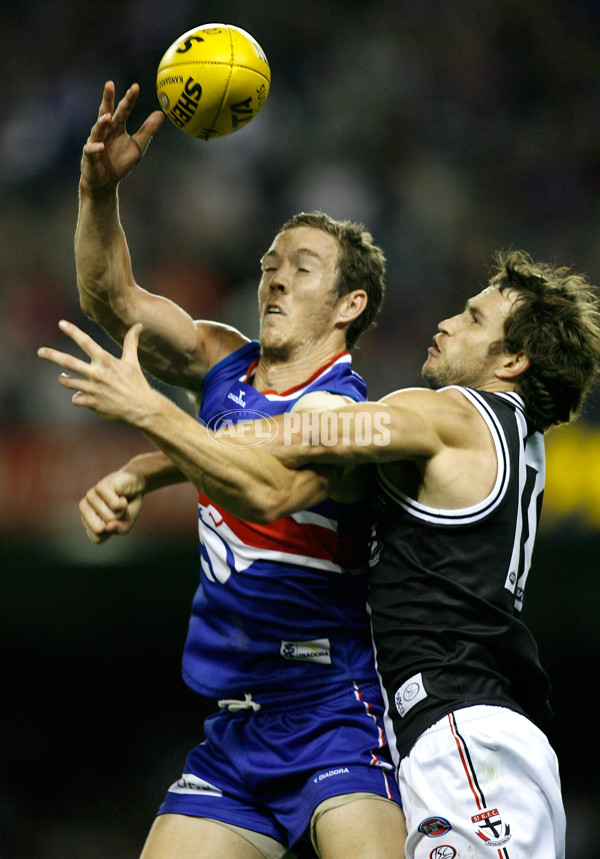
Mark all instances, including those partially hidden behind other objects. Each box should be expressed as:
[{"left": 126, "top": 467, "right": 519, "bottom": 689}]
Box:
[
  {"left": 381, "top": 385, "right": 471, "bottom": 411},
  {"left": 378, "top": 386, "right": 500, "bottom": 508},
  {"left": 379, "top": 386, "right": 493, "bottom": 452},
  {"left": 291, "top": 391, "right": 354, "bottom": 412},
  {"left": 194, "top": 320, "right": 251, "bottom": 369}
]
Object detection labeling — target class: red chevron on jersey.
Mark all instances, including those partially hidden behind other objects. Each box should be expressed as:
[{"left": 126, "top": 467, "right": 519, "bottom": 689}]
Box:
[{"left": 199, "top": 492, "right": 341, "bottom": 572}]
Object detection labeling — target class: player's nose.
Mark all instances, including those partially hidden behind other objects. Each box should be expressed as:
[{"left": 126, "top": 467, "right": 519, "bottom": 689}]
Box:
[
  {"left": 437, "top": 313, "right": 459, "bottom": 335},
  {"left": 269, "top": 266, "right": 291, "bottom": 293}
]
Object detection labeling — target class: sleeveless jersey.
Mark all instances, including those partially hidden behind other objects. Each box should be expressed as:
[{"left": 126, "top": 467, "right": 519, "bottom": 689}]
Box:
[
  {"left": 182, "top": 340, "right": 375, "bottom": 698},
  {"left": 368, "top": 387, "right": 553, "bottom": 759}
]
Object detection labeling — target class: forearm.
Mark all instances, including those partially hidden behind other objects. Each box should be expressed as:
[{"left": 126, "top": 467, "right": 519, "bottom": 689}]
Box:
[
  {"left": 75, "top": 183, "right": 136, "bottom": 338},
  {"left": 276, "top": 403, "right": 396, "bottom": 466},
  {"left": 135, "top": 392, "right": 332, "bottom": 521},
  {"left": 38, "top": 320, "right": 335, "bottom": 520},
  {"left": 117, "top": 450, "right": 188, "bottom": 493}
]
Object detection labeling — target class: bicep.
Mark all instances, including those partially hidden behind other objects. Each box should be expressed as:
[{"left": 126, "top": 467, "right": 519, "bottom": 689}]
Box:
[
  {"left": 100, "top": 286, "right": 248, "bottom": 389},
  {"left": 293, "top": 390, "right": 444, "bottom": 463},
  {"left": 376, "top": 388, "right": 478, "bottom": 461}
]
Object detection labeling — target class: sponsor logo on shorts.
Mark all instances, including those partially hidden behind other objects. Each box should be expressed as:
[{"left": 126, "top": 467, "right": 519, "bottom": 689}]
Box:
[
  {"left": 471, "top": 808, "right": 512, "bottom": 847},
  {"left": 168, "top": 773, "right": 222, "bottom": 797},
  {"left": 418, "top": 816, "right": 452, "bottom": 838},
  {"left": 313, "top": 767, "right": 350, "bottom": 784},
  {"left": 394, "top": 672, "right": 428, "bottom": 717},
  {"left": 280, "top": 638, "right": 332, "bottom": 664},
  {"left": 430, "top": 848, "right": 457, "bottom": 859}
]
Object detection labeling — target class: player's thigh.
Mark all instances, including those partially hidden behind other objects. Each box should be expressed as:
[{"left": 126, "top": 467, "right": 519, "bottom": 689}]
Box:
[
  {"left": 139, "top": 813, "right": 266, "bottom": 859},
  {"left": 314, "top": 796, "right": 407, "bottom": 859}
]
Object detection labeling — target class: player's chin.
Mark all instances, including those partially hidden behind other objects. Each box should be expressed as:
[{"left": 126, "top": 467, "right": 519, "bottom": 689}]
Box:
[
  {"left": 258, "top": 329, "right": 292, "bottom": 360},
  {"left": 259, "top": 321, "right": 286, "bottom": 343},
  {"left": 420, "top": 362, "right": 441, "bottom": 390}
]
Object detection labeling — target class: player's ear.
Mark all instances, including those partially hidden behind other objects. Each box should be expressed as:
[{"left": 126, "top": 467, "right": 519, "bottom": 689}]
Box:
[
  {"left": 337, "top": 289, "right": 367, "bottom": 323},
  {"left": 496, "top": 349, "right": 530, "bottom": 381}
]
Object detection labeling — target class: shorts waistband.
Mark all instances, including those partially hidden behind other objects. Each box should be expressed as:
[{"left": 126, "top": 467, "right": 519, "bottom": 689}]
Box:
[
  {"left": 423, "top": 704, "right": 516, "bottom": 736},
  {"left": 217, "top": 680, "right": 374, "bottom": 714}
]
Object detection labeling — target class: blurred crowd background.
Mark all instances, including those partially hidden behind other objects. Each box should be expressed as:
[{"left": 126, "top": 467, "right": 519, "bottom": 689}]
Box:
[{"left": 1, "top": 0, "right": 600, "bottom": 856}]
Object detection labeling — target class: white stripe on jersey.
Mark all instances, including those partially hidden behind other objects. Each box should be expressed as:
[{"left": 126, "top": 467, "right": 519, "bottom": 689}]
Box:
[
  {"left": 376, "top": 386, "right": 511, "bottom": 525},
  {"left": 367, "top": 603, "right": 402, "bottom": 771},
  {"left": 290, "top": 509, "right": 337, "bottom": 530},
  {"left": 504, "top": 408, "right": 545, "bottom": 610}
]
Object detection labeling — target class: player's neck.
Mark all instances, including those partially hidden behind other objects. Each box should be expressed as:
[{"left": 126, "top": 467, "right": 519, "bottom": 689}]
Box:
[{"left": 253, "top": 341, "right": 347, "bottom": 394}]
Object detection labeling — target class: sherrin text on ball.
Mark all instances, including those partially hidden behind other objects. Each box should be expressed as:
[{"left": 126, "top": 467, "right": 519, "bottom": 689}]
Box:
[{"left": 156, "top": 23, "right": 270, "bottom": 140}]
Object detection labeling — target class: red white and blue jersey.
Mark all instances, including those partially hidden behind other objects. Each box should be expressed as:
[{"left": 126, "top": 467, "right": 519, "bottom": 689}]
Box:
[{"left": 182, "top": 340, "right": 375, "bottom": 698}]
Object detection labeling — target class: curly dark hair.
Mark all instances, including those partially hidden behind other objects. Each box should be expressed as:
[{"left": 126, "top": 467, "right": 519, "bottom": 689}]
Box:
[
  {"left": 278, "top": 211, "right": 386, "bottom": 349},
  {"left": 489, "top": 250, "right": 600, "bottom": 430}
]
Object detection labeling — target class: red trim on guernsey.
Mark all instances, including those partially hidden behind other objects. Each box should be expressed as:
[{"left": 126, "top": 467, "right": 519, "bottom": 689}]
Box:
[
  {"left": 199, "top": 493, "right": 338, "bottom": 561},
  {"left": 243, "top": 351, "right": 351, "bottom": 395},
  {"left": 243, "top": 359, "right": 259, "bottom": 384}
]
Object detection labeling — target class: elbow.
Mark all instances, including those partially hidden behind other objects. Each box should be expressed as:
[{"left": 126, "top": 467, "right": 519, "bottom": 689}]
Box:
[
  {"left": 79, "top": 292, "right": 97, "bottom": 320},
  {"left": 77, "top": 280, "right": 127, "bottom": 334},
  {"left": 241, "top": 473, "right": 329, "bottom": 524},
  {"left": 77, "top": 276, "right": 105, "bottom": 321},
  {"left": 242, "top": 485, "right": 294, "bottom": 524}
]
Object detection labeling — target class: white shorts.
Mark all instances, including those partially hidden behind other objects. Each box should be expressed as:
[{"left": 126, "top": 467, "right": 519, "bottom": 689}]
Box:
[{"left": 398, "top": 705, "right": 565, "bottom": 858}]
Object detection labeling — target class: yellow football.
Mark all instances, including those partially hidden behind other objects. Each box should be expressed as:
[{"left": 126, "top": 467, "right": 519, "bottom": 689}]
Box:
[{"left": 156, "top": 23, "right": 270, "bottom": 140}]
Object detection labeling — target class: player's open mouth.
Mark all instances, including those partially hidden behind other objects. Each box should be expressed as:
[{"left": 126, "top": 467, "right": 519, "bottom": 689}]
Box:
[
  {"left": 266, "top": 305, "right": 284, "bottom": 315},
  {"left": 428, "top": 337, "right": 441, "bottom": 357}
]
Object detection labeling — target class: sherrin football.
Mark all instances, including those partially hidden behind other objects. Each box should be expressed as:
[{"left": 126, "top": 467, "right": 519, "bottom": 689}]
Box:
[{"left": 156, "top": 23, "right": 270, "bottom": 140}]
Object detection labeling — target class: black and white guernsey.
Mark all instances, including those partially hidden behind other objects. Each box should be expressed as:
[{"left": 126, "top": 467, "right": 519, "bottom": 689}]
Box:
[{"left": 368, "top": 386, "right": 553, "bottom": 759}]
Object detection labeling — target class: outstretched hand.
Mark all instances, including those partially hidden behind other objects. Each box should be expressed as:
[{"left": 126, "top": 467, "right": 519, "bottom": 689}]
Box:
[
  {"left": 37, "top": 320, "right": 159, "bottom": 424},
  {"left": 81, "top": 81, "right": 164, "bottom": 194}
]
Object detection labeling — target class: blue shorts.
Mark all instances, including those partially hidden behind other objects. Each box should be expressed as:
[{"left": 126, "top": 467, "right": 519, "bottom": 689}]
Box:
[{"left": 158, "top": 680, "right": 401, "bottom": 849}]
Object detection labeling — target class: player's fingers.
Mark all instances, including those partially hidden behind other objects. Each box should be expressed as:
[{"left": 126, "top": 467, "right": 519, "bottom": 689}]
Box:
[
  {"left": 97, "top": 80, "right": 115, "bottom": 119},
  {"left": 71, "top": 389, "right": 97, "bottom": 409},
  {"left": 132, "top": 111, "right": 165, "bottom": 157},
  {"left": 111, "top": 83, "right": 140, "bottom": 128},
  {"left": 37, "top": 345, "right": 90, "bottom": 377},
  {"left": 82, "top": 485, "right": 127, "bottom": 522},
  {"left": 82, "top": 139, "right": 106, "bottom": 158},
  {"left": 79, "top": 501, "right": 112, "bottom": 544},
  {"left": 111, "top": 470, "right": 146, "bottom": 498},
  {"left": 95, "top": 482, "right": 129, "bottom": 513},
  {"left": 122, "top": 322, "right": 143, "bottom": 363},
  {"left": 87, "top": 111, "right": 113, "bottom": 144},
  {"left": 107, "top": 517, "right": 133, "bottom": 535},
  {"left": 58, "top": 319, "right": 107, "bottom": 361}
]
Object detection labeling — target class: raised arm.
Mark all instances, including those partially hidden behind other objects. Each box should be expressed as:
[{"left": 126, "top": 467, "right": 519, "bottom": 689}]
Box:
[{"left": 76, "top": 81, "right": 246, "bottom": 391}]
